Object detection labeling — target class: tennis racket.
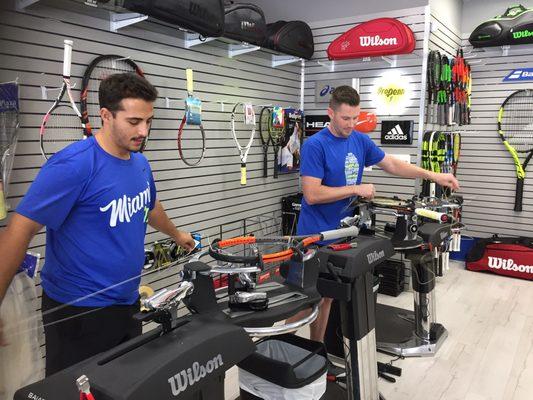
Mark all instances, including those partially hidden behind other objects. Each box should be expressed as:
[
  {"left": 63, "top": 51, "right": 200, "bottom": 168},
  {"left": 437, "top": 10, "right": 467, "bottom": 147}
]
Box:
[
  {"left": 427, "top": 50, "right": 441, "bottom": 124},
  {"left": 178, "top": 69, "right": 206, "bottom": 166},
  {"left": 39, "top": 39, "right": 83, "bottom": 160},
  {"left": 0, "top": 85, "right": 19, "bottom": 219},
  {"left": 80, "top": 54, "right": 144, "bottom": 140},
  {"left": 452, "top": 131, "right": 461, "bottom": 176},
  {"left": 230, "top": 102, "right": 255, "bottom": 185},
  {"left": 269, "top": 107, "right": 285, "bottom": 179},
  {"left": 497, "top": 89, "right": 533, "bottom": 211},
  {"left": 209, "top": 226, "right": 360, "bottom": 265},
  {"left": 258, "top": 106, "right": 272, "bottom": 177}
]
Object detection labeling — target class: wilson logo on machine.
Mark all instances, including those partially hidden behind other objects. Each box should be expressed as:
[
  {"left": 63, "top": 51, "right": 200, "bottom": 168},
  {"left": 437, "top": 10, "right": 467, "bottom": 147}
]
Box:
[
  {"left": 27, "top": 393, "right": 45, "bottom": 400},
  {"left": 168, "top": 355, "right": 224, "bottom": 396},
  {"left": 241, "top": 20, "right": 255, "bottom": 30},
  {"left": 367, "top": 250, "right": 386, "bottom": 264},
  {"left": 488, "top": 257, "right": 533, "bottom": 274},
  {"left": 359, "top": 35, "right": 398, "bottom": 47}
]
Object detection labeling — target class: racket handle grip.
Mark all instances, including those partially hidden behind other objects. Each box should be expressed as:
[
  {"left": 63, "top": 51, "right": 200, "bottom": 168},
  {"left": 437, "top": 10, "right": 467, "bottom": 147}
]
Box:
[
  {"left": 263, "top": 152, "right": 268, "bottom": 178},
  {"left": 273, "top": 151, "right": 279, "bottom": 178},
  {"left": 186, "top": 69, "right": 193, "bottom": 94},
  {"left": 240, "top": 164, "right": 247, "bottom": 185},
  {"left": 0, "top": 186, "right": 7, "bottom": 220},
  {"left": 321, "top": 226, "right": 359, "bottom": 241},
  {"left": 63, "top": 39, "right": 73, "bottom": 78},
  {"left": 514, "top": 178, "right": 524, "bottom": 212},
  {"left": 415, "top": 208, "right": 449, "bottom": 222}
]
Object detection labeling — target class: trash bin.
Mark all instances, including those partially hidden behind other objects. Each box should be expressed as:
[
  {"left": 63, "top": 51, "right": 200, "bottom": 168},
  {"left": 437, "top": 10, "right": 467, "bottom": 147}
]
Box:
[{"left": 238, "top": 334, "right": 327, "bottom": 400}]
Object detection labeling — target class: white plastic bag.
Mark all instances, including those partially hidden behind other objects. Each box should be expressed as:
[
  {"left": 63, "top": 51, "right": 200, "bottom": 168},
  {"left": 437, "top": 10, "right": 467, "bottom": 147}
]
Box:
[
  {"left": 0, "top": 272, "right": 45, "bottom": 400},
  {"left": 239, "top": 369, "right": 327, "bottom": 400}
]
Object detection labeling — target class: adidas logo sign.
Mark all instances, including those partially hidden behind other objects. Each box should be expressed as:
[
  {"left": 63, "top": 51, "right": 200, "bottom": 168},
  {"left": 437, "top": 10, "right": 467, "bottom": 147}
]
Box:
[{"left": 384, "top": 124, "right": 408, "bottom": 141}]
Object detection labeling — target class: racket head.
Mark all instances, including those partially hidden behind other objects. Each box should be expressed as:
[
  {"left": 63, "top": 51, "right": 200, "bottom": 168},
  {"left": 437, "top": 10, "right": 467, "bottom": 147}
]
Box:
[
  {"left": 177, "top": 116, "right": 206, "bottom": 166},
  {"left": 80, "top": 55, "right": 144, "bottom": 138},
  {"left": 498, "top": 89, "right": 533, "bottom": 154},
  {"left": 40, "top": 104, "right": 83, "bottom": 160},
  {"left": 258, "top": 106, "right": 272, "bottom": 147}
]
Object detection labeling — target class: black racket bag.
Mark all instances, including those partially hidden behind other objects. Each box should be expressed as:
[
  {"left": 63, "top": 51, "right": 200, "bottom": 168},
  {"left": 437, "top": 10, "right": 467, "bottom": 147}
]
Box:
[
  {"left": 224, "top": 2, "right": 266, "bottom": 45},
  {"left": 121, "top": 0, "right": 225, "bottom": 37},
  {"left": 469, "top": 4, "right": 533, "bottom": 47},
  {"left": 263, "top": 21, "right": 314, "bottom": 59}
]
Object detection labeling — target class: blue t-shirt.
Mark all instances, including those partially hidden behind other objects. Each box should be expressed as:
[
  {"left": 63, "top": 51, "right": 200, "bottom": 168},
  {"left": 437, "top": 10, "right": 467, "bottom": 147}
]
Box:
[
  {"left": 297, "top": 128, "right": 385, "bottom": 235},
  {"left": 17, "top": 136, "right": 156, "bottom": 306}
]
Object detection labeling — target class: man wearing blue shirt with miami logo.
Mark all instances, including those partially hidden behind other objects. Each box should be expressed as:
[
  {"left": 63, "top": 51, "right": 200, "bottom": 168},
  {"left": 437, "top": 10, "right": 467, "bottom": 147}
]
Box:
[{"left": 0, "top": 73, "right": 195, "bottom": 375}]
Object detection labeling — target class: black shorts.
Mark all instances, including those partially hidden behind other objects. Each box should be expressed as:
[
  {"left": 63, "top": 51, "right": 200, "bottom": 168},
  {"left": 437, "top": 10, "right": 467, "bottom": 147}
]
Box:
[{"left": 41, "top": 291, "right": 142, "bottom": 376}]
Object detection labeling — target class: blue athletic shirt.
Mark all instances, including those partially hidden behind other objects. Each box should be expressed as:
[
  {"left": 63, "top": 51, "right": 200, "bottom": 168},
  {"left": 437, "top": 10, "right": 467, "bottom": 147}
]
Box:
[
  {"left": 17, "top": 136, "right": 156, "bottom": 306},
  {"left": 297, "top": 127, "right": 385, "bottom": 236}
]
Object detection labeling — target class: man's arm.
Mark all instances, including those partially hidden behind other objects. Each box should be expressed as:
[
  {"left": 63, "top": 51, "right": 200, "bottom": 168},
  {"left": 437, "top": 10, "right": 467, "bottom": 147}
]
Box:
[
  {"left": 302, "top": 176, "right": 375, "bottom": 205},
  {"left": 377, "top": 154, "right": 460, "bottom": 190},
  {"left": 148, "top": 200, "right": 194, "bottom": 251}
]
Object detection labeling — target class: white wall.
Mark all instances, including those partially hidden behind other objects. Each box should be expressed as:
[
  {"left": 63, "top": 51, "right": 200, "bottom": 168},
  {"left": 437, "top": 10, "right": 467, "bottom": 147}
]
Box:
[{"left": 430, "top": 0, "right": 462, "bottom": 33}]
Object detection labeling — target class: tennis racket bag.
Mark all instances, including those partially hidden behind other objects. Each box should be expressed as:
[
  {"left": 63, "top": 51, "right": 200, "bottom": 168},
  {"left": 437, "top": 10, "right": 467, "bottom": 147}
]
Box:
[
  {"left": 224, "top": 2, "right": 266, "bottom": 45},
  {"left": 121, "top": 0, "right": 225, "bottom": 37},
  {"left": 263, "top": 21, "right": 314, "bottom": 59},
  {"left": 469, "top": 5, "right": 533, "bottom": 47},
  {"left": 327, "top": 18, "right": 415, "bottom": 60},
  {"left": 466, "top": 235, "right": 533, "bottom": 281}
]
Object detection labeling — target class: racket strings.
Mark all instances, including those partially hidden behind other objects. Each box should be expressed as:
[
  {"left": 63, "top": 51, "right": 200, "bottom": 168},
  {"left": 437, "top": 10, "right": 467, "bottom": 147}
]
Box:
[
  {"left": 42, "top": 105, "right": 83, "bottom": 146},
  {"left": 85, "top": 59, "right": 139, "bottom": 132},
  {"left": 501, "top": 91, "right": 533, "bottom": 152}
]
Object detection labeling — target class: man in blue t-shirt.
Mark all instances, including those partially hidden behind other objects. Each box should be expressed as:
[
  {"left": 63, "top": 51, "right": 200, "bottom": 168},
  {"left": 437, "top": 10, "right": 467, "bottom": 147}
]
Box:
[
  {"left": 293, "top": 86, "right": 459, "bottom": 360},
  {"left": 0, "top": 73, "right": 195, "bottom": 375}
]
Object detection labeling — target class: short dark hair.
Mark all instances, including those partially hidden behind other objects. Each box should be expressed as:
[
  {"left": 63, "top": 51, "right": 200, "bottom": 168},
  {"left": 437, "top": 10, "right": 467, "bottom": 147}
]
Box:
[
  {"left": 99, "top": 73, "right": 158, "bottom": 113},
  {"left": 329, "top": 85, "right": 360, "bottom": 109}
]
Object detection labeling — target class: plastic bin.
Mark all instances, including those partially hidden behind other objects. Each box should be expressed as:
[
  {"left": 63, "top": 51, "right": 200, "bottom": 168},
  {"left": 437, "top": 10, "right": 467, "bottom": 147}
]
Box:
[
  {"left": 450, "top": 236, "right": 477, "bottom": 261},
  {"left": 238, "top": 334, "right": 327, "bottom": 400}
]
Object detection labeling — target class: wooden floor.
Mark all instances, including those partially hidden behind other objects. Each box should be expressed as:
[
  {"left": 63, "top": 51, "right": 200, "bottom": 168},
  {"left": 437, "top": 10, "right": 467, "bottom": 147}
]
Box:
[{"left": 226, "top": 261, "right": 533, "bottom": 400}]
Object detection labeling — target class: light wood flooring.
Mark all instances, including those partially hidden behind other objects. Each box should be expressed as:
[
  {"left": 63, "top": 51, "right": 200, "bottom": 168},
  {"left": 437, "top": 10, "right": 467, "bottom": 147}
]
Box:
[{"left": 226, "top": 261, "right": 533, "bottom": 400}]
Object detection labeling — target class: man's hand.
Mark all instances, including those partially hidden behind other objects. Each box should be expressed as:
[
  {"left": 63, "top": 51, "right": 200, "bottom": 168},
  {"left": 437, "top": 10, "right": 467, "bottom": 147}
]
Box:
[
  {"left": 432, "top": 173, "right": 460, "bottom": 191},
  {"left": 174, "top": 231, "right": 195, "bottom": 252},
  {"left": 355, "top": 183, "right": 376, "bottom": 199}
]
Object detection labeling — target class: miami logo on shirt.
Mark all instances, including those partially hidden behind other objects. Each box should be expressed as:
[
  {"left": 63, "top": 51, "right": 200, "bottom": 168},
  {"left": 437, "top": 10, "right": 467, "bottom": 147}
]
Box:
[{"left": 100, "top": 182, "right": 151, "bottom": 227}]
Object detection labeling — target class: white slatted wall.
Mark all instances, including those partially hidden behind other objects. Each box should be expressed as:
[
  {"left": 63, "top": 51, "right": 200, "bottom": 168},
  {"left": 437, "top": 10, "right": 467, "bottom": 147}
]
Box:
[
  {"left": 458, "top": 40, "right": 533, "bottom": 237},
  {"left": 305, "top": 6, "right": 429, "bottom": 201},
  {"left": 0, "top": 3, "right": 301, "bottom": 313}
]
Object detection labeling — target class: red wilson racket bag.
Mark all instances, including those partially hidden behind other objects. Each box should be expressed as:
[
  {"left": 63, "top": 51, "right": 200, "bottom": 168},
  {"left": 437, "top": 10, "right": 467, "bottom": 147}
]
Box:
[
  {"left": 121, "top": 0, "right": 225, "bottom": 37},
  {"left": 263, "top": 21, "right": 314, "bottom": 59},
  {"left": 224, "top": 2, "right": 267, "bottom": 46},
  {"left": 466, "top": 235, "right": 533, "bottom": 281},
  {"left": 327, "top": 18, "right": 415, "bottom": 60}
]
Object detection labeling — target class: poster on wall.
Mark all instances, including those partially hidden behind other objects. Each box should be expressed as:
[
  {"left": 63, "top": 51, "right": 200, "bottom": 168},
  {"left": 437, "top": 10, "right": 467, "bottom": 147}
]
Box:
[
  {"left": 278, "top": 108, "right": 303, "bottom": 175},
  {"left": 381, "top": 120, "right": 413, "bottom": 145},
  {"left": 315, "top": 78, "right": 359, "bottom": 103},
  {"left": 305, "top": 115, "right": 329, "bottom": 136},
  {"left": 503, "top": 68, "right": 533, "bottom": 82},
  {"left": 371, "top": 70, "right": 412, "bottom": 115}
]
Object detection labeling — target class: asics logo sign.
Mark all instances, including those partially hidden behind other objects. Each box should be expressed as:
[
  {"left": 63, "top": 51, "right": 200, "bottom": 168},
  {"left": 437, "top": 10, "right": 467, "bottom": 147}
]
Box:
[
  {"left": 360, "top": 35, "right": 398, "bottom": 47},
  {"left": 320, "top": 85, "right": 335, "bottom": 97}
]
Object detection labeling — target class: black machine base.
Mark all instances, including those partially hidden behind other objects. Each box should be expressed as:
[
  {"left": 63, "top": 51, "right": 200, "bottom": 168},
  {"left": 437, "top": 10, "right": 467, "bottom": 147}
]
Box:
[{"left": 375, "top": 303, "right": 448, "bottom": 357}]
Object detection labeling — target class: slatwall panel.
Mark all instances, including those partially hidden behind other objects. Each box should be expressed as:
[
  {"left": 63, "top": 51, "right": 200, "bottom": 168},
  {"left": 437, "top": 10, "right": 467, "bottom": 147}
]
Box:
[
  {"left": 0, "top": 0, "right": 301, "bottom": 341},
  {"left": 304, "top": 6, "right": 429, "bottom": 201},
  {"left": 456, "top": 39, "right": 533, "bottom": 238}
]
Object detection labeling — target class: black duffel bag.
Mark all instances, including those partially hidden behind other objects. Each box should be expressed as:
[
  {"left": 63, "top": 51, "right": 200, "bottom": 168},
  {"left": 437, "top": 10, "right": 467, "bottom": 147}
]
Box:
[
  {"left": 224, "top": 2, "right": 267, "bottom": 45},
  {"left": 263, "top": 20, "right": 314, "bottom": 59},
  {"left": 121, "top": 0, "right": 225, "bottom": 37}
]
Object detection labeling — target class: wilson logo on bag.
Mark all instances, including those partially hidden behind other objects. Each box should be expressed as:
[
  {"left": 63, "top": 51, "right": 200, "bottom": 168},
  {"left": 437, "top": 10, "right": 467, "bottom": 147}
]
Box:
[{"left": 327, "top": 18, "right": 415, "bottom": 60}]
